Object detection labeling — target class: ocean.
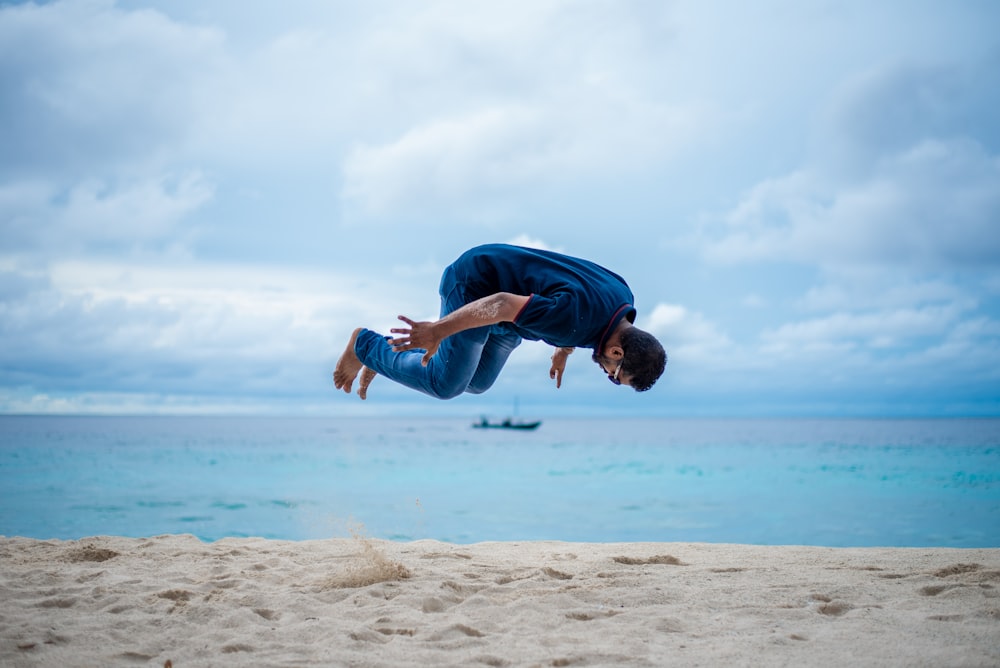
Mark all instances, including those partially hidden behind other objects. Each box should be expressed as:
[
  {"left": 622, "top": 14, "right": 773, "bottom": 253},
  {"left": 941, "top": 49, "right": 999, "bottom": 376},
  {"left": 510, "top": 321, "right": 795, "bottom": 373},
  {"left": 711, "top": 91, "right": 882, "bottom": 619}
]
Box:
[{"left": 0, "top": 416, "right": 997, "bottom": 547}]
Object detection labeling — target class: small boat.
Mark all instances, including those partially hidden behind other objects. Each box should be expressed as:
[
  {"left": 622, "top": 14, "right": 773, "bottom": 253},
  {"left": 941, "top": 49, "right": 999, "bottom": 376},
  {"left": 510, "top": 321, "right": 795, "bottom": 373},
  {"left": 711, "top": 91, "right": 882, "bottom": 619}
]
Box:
[
  {"left": 472, "top": 397, "right": 541, "bottom": 430},
  {"left": 472, "top": 416, "right": 542, "bottom": 431}
]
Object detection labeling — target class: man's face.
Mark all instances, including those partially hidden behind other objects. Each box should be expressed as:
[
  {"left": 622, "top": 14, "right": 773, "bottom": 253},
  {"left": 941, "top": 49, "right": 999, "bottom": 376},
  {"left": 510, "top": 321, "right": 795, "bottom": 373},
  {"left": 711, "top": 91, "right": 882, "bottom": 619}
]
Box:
[{"left": 592, "top": 353, "right": 627, "bottom": 388}]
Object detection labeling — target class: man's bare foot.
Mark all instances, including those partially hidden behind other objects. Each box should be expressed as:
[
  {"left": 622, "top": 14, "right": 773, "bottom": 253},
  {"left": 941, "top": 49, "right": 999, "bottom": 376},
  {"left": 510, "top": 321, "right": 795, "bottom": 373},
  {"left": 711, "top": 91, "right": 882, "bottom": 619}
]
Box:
[
  {"left": 357, "top": 366, "right": 376, "bottom": 400},
  {"left": 333, "top": 328, "right": 364, "bottom": 394}
]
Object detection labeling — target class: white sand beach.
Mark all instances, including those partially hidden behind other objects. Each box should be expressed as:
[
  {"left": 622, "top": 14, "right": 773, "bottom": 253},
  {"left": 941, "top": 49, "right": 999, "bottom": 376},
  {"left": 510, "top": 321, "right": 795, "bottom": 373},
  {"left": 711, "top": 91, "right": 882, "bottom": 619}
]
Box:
[{"left": 1, "top": 535, "right": 997, "bottom": 667}]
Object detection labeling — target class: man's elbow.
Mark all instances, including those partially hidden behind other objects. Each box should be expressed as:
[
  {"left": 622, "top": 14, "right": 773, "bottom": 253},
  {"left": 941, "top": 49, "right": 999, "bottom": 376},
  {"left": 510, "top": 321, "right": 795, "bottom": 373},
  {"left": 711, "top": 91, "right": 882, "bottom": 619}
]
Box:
[{"left": 499, "top": 293, "right": 531, "bottom": 322}]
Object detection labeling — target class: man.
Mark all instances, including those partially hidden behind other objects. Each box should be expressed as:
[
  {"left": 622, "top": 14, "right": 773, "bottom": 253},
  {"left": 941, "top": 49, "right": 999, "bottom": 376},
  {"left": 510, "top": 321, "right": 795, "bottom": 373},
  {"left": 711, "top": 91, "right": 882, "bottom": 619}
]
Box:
[{"left": 333, "top": 243, "right": 666, "bottom": 400}]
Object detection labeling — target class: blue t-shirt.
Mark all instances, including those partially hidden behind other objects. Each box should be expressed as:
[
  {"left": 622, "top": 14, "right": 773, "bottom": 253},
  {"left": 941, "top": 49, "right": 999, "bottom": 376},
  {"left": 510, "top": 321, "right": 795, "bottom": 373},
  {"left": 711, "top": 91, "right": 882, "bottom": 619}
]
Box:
[{"left": 448, "top": 244, "right": 636, "bottom": 351}]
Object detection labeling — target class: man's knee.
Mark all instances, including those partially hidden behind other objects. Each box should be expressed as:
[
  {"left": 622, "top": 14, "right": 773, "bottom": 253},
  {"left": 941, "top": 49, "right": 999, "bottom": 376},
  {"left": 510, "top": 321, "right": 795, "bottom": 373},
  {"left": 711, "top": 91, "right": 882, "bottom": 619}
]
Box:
[
  {"left": 429, "top": 375, "right": 471, "bottom": 400},
  {"left": 463, "top": 378, "right": 495, "bottom": 395}
]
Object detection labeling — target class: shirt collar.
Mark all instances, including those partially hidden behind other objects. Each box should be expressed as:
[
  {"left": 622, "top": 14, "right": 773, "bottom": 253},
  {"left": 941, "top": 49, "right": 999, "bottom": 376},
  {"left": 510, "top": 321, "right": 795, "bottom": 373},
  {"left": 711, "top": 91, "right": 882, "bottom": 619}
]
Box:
[{"left": 597, "top": 304, "right": 636, "bottom": 354}]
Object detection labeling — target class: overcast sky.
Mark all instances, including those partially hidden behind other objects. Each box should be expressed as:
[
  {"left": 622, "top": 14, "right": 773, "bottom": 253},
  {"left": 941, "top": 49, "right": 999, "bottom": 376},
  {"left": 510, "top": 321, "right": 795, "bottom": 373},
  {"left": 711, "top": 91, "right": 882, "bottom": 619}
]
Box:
[{"left": 1, "top": 0, "right": 998, "bottom": 417}]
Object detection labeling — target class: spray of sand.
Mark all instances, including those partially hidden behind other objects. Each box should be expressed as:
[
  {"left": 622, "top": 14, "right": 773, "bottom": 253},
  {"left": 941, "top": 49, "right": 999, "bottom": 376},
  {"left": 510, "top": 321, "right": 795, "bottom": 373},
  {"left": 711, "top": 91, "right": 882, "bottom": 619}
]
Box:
[{"left": 320, "top": 523, "right": 411, "bottom": 590}]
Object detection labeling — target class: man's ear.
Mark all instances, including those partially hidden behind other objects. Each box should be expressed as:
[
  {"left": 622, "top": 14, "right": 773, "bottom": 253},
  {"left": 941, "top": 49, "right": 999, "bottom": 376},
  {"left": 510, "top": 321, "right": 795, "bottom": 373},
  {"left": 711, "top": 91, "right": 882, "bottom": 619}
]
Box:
[{"left": 606, "top": 345, "right": 625, "bottom": 360}]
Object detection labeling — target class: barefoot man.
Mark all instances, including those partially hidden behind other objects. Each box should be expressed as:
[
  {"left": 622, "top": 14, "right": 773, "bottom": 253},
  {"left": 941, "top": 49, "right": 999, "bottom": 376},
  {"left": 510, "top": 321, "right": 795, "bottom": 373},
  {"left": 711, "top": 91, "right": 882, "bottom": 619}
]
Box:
[{"left": 333, "top": 244, "right": 666, "bottom": 400}]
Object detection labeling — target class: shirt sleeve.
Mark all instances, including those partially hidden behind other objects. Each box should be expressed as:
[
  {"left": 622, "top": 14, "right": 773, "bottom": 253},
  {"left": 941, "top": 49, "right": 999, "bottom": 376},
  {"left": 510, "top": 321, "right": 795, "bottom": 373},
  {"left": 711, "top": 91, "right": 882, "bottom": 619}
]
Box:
[{"left": 513, "top": 292, "right": 587, "bottom": 343}]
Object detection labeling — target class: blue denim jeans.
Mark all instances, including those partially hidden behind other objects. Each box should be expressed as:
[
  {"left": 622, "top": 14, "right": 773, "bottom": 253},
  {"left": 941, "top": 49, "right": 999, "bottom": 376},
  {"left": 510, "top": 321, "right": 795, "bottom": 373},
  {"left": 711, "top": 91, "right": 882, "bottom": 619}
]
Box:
[{"left": 353, "top": 265, "right": 522, "bottom": 399}]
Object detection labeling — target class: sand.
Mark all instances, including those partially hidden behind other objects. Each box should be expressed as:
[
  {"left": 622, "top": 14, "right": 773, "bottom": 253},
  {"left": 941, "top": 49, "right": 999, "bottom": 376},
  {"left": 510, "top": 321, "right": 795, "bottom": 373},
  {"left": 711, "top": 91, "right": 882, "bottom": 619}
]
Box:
[{"left": 1, "top": 535, "right": 997, "bottom": 667}]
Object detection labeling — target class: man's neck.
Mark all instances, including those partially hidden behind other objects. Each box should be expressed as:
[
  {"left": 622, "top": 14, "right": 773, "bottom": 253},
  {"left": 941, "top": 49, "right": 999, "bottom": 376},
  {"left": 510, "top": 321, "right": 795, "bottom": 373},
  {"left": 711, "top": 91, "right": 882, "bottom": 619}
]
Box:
[{"left": 601, "top": 318, "right": 632, "bottom": 356}]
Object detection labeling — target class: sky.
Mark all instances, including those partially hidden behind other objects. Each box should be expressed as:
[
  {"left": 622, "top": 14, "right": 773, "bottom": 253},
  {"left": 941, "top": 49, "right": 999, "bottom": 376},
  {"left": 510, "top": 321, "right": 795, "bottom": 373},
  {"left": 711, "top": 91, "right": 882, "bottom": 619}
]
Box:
[{"left": 1, "top": 0, "right": 998, "bottom": 417}]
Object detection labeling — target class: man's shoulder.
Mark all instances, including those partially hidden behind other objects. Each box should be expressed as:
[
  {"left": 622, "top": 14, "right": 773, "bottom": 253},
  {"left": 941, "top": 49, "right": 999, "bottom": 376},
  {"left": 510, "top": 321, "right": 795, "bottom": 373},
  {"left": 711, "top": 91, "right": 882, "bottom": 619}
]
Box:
[
  {"left": 456, "top": 243, "right": 545, "bottom": 268},
  {"left": 466, "top": 243, "right": 526, "bottom": 256}
]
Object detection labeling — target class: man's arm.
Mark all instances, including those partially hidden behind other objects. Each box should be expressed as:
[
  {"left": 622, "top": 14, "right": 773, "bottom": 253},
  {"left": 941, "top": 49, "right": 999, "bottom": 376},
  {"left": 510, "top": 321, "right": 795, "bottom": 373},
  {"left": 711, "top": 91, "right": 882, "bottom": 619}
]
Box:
[
  {"left": 549, "top": 347, "right": 574, "bottom": 388},
  {"left": 389, "top": 292, "right": 531, "bottom": 366}
]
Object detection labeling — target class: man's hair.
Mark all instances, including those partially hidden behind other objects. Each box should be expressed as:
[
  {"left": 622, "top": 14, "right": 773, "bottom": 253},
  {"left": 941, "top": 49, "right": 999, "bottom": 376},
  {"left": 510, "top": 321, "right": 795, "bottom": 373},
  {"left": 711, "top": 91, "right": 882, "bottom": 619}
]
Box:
[{"left": 620, "top": 327, "right": 667, "bottom": 392}]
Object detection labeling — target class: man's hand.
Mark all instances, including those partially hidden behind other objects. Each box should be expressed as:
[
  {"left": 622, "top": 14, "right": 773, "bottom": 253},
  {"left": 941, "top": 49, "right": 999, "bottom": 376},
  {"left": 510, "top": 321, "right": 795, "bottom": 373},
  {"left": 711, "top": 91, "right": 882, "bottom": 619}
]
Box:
[
  {"left": 549, "top": 347, "right": 573, "bottom": 388},
  {"left": 389, "top": 315, "right": 441, "bottom": 366},
  {"left": 387, "top": 294, "right": 531, "bottom": 367}
]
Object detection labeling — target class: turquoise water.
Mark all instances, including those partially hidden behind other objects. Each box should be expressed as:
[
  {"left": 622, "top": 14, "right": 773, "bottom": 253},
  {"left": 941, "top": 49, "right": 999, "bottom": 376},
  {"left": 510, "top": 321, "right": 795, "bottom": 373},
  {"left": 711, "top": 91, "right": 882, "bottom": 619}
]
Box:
[{"left": 1, "top": 416, "right": 997, "bottom": 547}]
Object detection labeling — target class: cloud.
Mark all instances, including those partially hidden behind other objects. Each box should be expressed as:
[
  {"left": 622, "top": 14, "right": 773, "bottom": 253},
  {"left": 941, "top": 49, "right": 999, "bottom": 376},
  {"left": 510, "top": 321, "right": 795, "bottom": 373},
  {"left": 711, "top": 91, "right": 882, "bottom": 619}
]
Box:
[
  {"left": 341, "top": 99, "right": 713, "bottom": 223},
  {"left": 503, "top": 235, "right": 561, "bottom": 252},
  {"left": 798, "top": 275, "right": 976, "bottom": 312},
  {"left": 823, "top": 57, "right": 1000, "bottom": 173},
  {"left": 2, "top": 0, "right": 715, "bottom": 239},
  {"left": 0, "top": 258, "right": 431, "bottom": 402},
  {"left": 0, "top": 0, "right": 225, "bottom": 180},
  {"left": 0, "top": 173, "right": 214, "bottom": 254},
  {"left": 705, "top": 139, "right": 1000, "bottom": 270},
  {"left": 341, "top": 97, "right": 710, "bottom": 223},
  {"left": 1, "top": 1, "right": 997, "bottom": 416},
  {"left": 760, "top": 303, "right": 969, "bottom": 355},
  {"left": 341, "top": 107, "right": 547, "bottom": 220},
  {"left": 701, "top": 56, "right": 1000, "bottom": 271},
  {"left": 0, "top": 2, "right": 224, "bottom": 260},
  {"left": 58, "top": 174, "right": 213, "bottom": 244},
  {"left": 334, "top": 1, "right": 716, "bottom": 223},
  {"left": 686, "top": 50, "right": 1000, "bottom": 408},
  {"left": 645, "top": 303, "right": 732, "bottom": 365}
]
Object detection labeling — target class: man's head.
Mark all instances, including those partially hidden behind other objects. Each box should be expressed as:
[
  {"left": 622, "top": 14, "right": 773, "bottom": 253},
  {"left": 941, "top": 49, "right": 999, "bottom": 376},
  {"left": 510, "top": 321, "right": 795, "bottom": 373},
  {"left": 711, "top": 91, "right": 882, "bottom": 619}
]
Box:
[
  {"left": 593, "top": 325, "right": 667, "bottom": 392},
  {"left": 618, "top": 326, "right": 667, "bottom": 391}
]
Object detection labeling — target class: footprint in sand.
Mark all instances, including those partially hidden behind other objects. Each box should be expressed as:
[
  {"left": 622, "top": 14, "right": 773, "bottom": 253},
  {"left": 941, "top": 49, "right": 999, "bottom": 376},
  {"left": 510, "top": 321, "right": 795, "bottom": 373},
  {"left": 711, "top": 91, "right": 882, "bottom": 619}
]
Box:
[
  {"left": 494, "top": 569, "right": 534, "bottom": 585},
  {"left": 37, "top": 597, "right": 76, "bottom": 609},
  {"left": 612, "top": 555, "right": 685, "bottom": 566},
  {"left": 541, "top": 567, "right": 573, "bottom": 580},
  {"left": 817, "top": 601, "right": 854, "bottom": 616},
  {"left": 63, "top": 546, "right": 120, "bottom": 563},
  {"left": 810, "top": 593, "right": 854, "bottom": 616},
  {"left": 919, "top": 584, "right": 959, "bottom": 597},
  {"left": 221, "top": 643, "right": 253, "bottom": 654},
  {"left": 934, "top": 563, "right": 981, "bottom": 578},
  {"left": 422, "top": 596, "right": 454, "bottom": 613},
  {"left": 116, "top": 651, "right": 155, "bottom": 662},
  {"left": 420, "top": 551, "right": 473, "bottom": 561},
  {"left": 429, "top": 623, "right": 486, "bottom": 640},
  {"left": 565, "top": 610, "right": 620, "bottom": 621},
  {"left": 349, "top": 629, "right": 391, "bottom": 644},
  {"left": 442, "top": 579, "right": 489, "bottom": 595},
  {"left": 156, "top": 589, "right": 192, "bottom": 602}
]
